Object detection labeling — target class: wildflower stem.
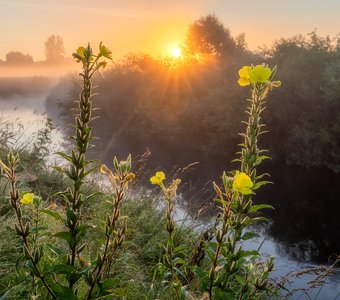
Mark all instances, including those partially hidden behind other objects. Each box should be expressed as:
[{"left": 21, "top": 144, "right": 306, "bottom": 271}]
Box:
[
  {"left": 66, "top": 50, "right": 96, "bottom": 289},
  {"left": 241, "top": 84, "right": 269, "bottom": 180},
  {"left": 4, "top": 155, "right": 57, "bottom": 299},
  {"left": 164, "top": 190, "right": 181, "bottom": 299},
  {"left": 87, "top": 181, "right": 125, "bottom": 299},
  {"left": 208, "top": 200, "right": 231, "bottom": 299}
]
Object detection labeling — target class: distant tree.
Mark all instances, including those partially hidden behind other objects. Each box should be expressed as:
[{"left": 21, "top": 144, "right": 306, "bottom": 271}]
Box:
[
  {"left": 184, "top": 14, "right": 236, "bottom": 58},
  {"left": 5, "top": 51, "right": 34, "bottom": 65},
  {"left": 45, "top": 34, "right": 65, "bottom": 63}
]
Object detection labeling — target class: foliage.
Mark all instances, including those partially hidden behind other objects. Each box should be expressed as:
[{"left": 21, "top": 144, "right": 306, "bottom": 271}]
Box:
[
  {"left": 1, "top": 16, "right": 339, "bottom": 296},
  {"left": 184, "top": 14, "right": 236, "bottom": 58},
  {"left": 43, "top": 15, "right": 340, "bottom": 263}
]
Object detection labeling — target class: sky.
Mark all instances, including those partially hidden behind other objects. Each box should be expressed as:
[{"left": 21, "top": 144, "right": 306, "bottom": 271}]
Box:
[{"left": 0, "top": 0, "right": 339, "bottom": 61}]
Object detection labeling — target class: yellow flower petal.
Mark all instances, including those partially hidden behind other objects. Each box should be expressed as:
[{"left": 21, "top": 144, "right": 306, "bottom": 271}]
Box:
[
  {"left": 238, "top": 77, "right": 250, "bottom": 86},
  {"left": 20, "top": 193, "right": 34, "bottom": 205},
  {"left": 150, "top": 171, "right": 166, "bottom": 185},
  {"left": 238, "top": 66, "right": 251, "bottom": 78},
  {"left": 76, "top": 47, "right": 85, "bottom": 58},
  {"left": 232, "top": 172, "right": 253, "bottom": 195},
  {"left": 249, "top": 65, "right": 272, "bottom": 84}
]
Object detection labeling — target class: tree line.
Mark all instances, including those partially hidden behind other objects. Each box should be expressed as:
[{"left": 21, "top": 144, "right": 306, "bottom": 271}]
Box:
[
  {"left": 51, "top": 15, "right": 340, "bottom": 175},
  {"left": 0, "top": 35, "right": 68, "bottom": 65}
]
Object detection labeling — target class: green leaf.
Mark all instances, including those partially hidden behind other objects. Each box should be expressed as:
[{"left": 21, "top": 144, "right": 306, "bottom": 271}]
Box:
[
  {"left": 191, "top": 266, "right": 207, "bottom": 279},
  {"left": 25, "top": 260, "right": 38, "bottom": 276},
  {"left": 173, "top": 266, "right": 187, "bottom": 281},
  {"left": 208, "top": 241, "right": 218, "bottom": 251},
  {"left": 174, "top": 244, "right": 189, "bottom": 254},
  {"left": 252, "top": 216, "right": 269, "bottom": 223},
  {"left": 51, "top": 283, "right": 78, "bottom": 300},
  {"left": 205, "top": 247, "right": 216, "bottom": 262},
  {"left": 242, "top": 250, "right": 260, "bottom": 257},
  {"left": 241, "top": 231, "right": 260, "bottom": 241},
  {"left": 235, "top": 274, "right": 245, "bottom": 285},
  {"left": 214, "top": 288, "right": 235, "bottom": 300},
  {"left": 84, "top": 192, "right": 103, "bottom": 202},
  {"left": 41, "top": 209, "right": 64, "bottom": 222},
  {"left": 83, "top": 164, "right": 99, "bottom": 177},
  {"left": 191, "top": 266, "right": 209, "bottom": 289},
  {"left": 180, "top": 286, "right": 188, "bottom": 300},
  {"left": 54, "top": 231, "right": 75, "bottom": 247},
  {"left": 253, "top": 180, "right": 272, "bottom": 190},
  {"left": 52, "top": 166, "right": 67, "bottom": 175},
  {"left": 51, "top": 264, "right": 76, "bottom": 275},
  {"left": 45, "top": 243, "right": 63, "bottom": 256},
  {"left": 55, "top": 152, "right": 74, "bottom": 163},
  {"left": 100, "top": 278, "right": 118, "bottom": 295},
  {"left": 249, "top": 204, "right": 274, "bottom": 212},
  {"left": 31, "top": 226, "right": 48, "bottom": 234}
]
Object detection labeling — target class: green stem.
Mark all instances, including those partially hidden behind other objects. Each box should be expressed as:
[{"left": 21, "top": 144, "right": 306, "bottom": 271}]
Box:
[
  {"left": 208, "top": 201, "right": 231, "bottom": 299},
  {"left": 87, "top": 182, "right": 125, "bottom": 299},
  {"left": 8, "top": 165, "right": 57, "bottom": 299}
]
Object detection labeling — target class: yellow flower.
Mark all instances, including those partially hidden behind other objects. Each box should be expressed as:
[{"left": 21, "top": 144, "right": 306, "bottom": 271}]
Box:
[
  {"left": 237, "top": 66, "right": 251, "bottom": 86},
  {"left": 20, "top": 193, "right": 34, "bottom": 205},
  {"left": 237, "top": 64, "right": 273, "bottom": 86},
  {"left": 76, "top": 46, "right": 85, "bottom": 58},
  {"left": 232, "top": 172, "right": 253, "bottom": 195},
  {"left": 249, "top": 65, "right": 271, "bottom": 84},
  {"left": 150, "top": 171, "right": 166, "bottom": 185}
]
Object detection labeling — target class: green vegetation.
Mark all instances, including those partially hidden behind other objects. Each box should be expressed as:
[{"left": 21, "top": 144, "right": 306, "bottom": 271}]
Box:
[
  {"left": 1, "top": 14, "right": 339, "bottom": 299},
  {"left": 45, "top": 16, "right": 340, "bottom": 262},
  {"left": 0, "top": 39, "right": 283, "bottom": 298}
]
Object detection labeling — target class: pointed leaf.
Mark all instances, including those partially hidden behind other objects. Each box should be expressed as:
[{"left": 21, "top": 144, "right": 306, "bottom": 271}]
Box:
[
  {"left": 41, "top": 209, "right": 64, "bottom": 222},
  {"left": 54, "top": 231, "right": 75, "bottom": 247},
  {"left": 55, "top": 152, "right": 74, "bottom": 163},
  {"left": 241, "top": 231, "right": 260, "bottom": 241},
  {"left": 249, "top": 204, "right": 274, "bottom": 212},
  {"left": 51, "top": 283, "right": 78, "bottom": 300},
  {"left": 51, "top": 264, "right": 76, "bottom": 275}
]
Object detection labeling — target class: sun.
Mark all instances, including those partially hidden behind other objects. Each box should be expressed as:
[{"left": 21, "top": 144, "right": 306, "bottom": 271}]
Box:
[{"left": 171, "top": 47, "right": 181, "bottom": 58}]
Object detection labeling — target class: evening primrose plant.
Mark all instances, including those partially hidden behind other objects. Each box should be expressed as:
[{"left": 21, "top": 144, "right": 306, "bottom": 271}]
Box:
[
  {"left": 196, "top": 64, "right": 280, "bottom": 299},
  {"left": 150, "top": 64, "right": 280, "bottom": 299},
  {"left": 149, "top": 171, "right": 186, "bottom": 299},
  {"left": 0, "top": 43, "right": 131, "bottom": 299}
]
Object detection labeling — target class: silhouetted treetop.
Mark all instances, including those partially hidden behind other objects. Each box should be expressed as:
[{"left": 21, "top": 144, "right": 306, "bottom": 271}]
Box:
[{"left": 184, "top": 14, "right": 236, "bottom": 58}]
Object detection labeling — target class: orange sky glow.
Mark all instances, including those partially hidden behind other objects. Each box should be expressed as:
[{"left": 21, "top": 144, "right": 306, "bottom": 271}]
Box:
[{"left": 0, "top": 0, "right": 339, "bottom": 61}]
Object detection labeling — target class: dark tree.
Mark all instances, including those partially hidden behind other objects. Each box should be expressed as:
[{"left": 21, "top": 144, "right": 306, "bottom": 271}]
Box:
[
  {"left": 5, "top": 51, "right": 34, "bottom": 65},
  {"left": 45, "top": 34, "right": 65, "bottom": 63},
  {"left": 184, "top": 14, "right": 236, "bottom": 58}
]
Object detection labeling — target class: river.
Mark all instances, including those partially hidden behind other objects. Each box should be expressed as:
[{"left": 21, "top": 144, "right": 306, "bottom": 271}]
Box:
[{"left": 0, "top": 77, "right": 339, "bottom": 299}]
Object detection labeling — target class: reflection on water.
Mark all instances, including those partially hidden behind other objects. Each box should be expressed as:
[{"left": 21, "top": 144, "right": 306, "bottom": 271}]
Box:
[{"left": 1, "top": 81, "right": 340, "bottom": 299}]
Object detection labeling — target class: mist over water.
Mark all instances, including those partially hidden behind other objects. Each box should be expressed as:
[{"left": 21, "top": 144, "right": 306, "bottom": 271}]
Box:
[{"left": 0, "top": 77, "right": 65, "bottom": 159}]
